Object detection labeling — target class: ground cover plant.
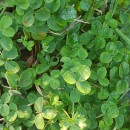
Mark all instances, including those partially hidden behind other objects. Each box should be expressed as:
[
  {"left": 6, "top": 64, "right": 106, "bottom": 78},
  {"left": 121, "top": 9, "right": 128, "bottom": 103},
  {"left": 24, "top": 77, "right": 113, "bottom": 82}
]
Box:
[{"left": 0, "top": 0, "right": 130, "bottom": 129}]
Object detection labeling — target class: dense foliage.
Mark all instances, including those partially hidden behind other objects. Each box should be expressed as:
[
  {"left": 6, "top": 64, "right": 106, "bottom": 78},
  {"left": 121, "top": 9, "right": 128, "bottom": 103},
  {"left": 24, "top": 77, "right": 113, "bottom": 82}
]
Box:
[{"left": 0, "top": 0, "right": 130, "bottom": 129}]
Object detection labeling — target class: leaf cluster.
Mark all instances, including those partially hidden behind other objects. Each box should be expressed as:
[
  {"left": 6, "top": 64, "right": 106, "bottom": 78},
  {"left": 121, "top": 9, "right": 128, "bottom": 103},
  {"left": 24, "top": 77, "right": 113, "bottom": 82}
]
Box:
[{"left": 0, "top": 0, "right": 130, "bottom": 130}]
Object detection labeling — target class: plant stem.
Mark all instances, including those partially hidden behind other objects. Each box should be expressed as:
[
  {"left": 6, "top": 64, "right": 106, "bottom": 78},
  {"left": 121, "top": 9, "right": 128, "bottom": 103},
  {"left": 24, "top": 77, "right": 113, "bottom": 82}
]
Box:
[
  {"left": 115, "top": 28, "right": 130, "bottom": 45},
  {"left": 63, "top": 109, "right": 71, "bottom": 118},
  {"left": 0, "top": 7, "right": 6, "bottom": 16},
  {"left": 0, "top": 118, "right": 4, "bottom": 121},
  {"left": 118, "top": 88, "right": 130, "bottom": 102}
]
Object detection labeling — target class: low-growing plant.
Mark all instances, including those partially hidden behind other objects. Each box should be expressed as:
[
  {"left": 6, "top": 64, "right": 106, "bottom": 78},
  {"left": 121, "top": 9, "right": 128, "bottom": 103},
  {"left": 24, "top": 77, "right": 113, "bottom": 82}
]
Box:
[{"left": 0, "top": 0, "right": 130, "bottom": 130}]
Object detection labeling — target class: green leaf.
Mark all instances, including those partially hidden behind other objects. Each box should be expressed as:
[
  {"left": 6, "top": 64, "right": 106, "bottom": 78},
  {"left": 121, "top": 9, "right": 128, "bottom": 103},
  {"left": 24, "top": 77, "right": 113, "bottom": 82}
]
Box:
[
  {"left": 50, "top": 78, "right": 60, "bottom": 89},
  {"left": 119, "top": 62, "right": 129, "bottom": 78},
  {"left": 106, "top": 42, "right": 117, "bottom": 53},
  {"left": 16, "top": 6, "right": 24, "bottom": 15},
  {"left": 60, "top": 46, "right": 70, "bottom": 56},
  {"left": 107, "top": 106, "right": 119, "bottom": 118},
  {"left": 78, "top": 47, "right": 88, "bottom": 60},
  {"left": 103, "top": 116, "right": 113, "bottom": 126},
  {"left": 22, "top": 12, "right": 34, "bottom": 27},
  {"left": 2, "top": 46, "right": 18, "bottom": 60},
  {"left": 98, "top": 27, "right": 112, "bottom": 38},
  {"left": 18, "top": 0, "right": 30, "bottom": 10},
  {"left": 6, "top": 111, "right": 17, "bottom": 122},
  {"left": 2, "top": 27, "right": 15, "bottom": 37},
  {"left": 27, "top": 92, "right": 37, "bottom": 104},
  {"left": 98, "top": 89, "right": 109, "bottom": 100},
  {"left": 91, "top": 20, "right": 102, "bottom": 34},
  {"left": 116, "top": 80, "right": 129, "bottom": 94},
  {"left": 0, "top": 104, "right": 10, "bottom": 116},
  {"left": 31, "top": 0, "right": 43, "bottom": 9},
  {"left": 35, "top": 114, "right": 44, "bottom": 129},
  {"left": 110, "top": 67, "right": 118, "bottom": 80},
  {"left": 45, "top": 0, "right": 60, "bottom": 13},
  {"left": 115, "top": 115, "right": 124, "bottom": 129},
  {"left": 36, "top": 63, "right": 49, "bottom": 74},
  {"left": 113, "top": 53, "right": 123, "bottom": 62},
  {"left": 99, "top": 121, "right": 110, "bottom": 130},
  {"left": 35, "top": 7, "right": 50, "bottom": 21},
  {"left": 0, "top": 59, "right": 4, "bottom": 66},
  {"left": 5, "top": 71, "right": 19, "bottom": 88},
  {"left": 99, "top": 78, "right": 109, "bottom": 86},
  {"left": 97, "top": 67, "right": 107, "bottom": 79},
  {"left": 41, "top": 74, "right": 50, "bottom": 87},
  {"left": 62, "top": 71, "right": 76, "bottom": 84},
  {"left": 1, "top": 92, "right": 10, "bottom": 104},
  {"left": 44, "top": 0, "right": 54, "bottom": 3},
  {"left": 90, "top": 70, "right": 98, "bottom": 80},
  {"left": 17, "top": 105, "right": 32, "bottom": 119},
  {"left": 94, "top": 36, "right": 106, "bottom": 50},
  {"left": 107, "top": 18, "right": 118, "bottom": 29},
  {"left": 0, "top": 15, "right": 13, "bottom": 28},
  {"left": 42, "top": 106, "right": 57, "bottom": 120},
  {"left": 101, "top": 102, "right": 117, "bottom": 115},
  {"left": 23, "top": 40, "right": 34, "bottom": 51},
  {"left": 79, "top": 31, "right": 94, "bottom": 45},
  {"left": 5, "top": 61, "right": 20, "bottom": 73},
  {"left": 34, "top": 97, "right": 43, "bottom": 113},
  {"left": 0, "top": 36, "right": 13, "bottom": 51},
  {"left": 31, "top": 32, "right": 46, "bottom": 41},
  {"left": 50, "top": 70, "right": 60, "bottom": 78},
  {"left": 19, "top": 68, "right": 36, "bottom": 89},
  {"left": 76, "top": 81, "right": 91, "bottom": 94},
  {"left": 80, "top": 0, "right": 92, "bottom": 11},
  {"left": 47, "top": 16, "right": 63, "bottom": 31},
  {"left": 60, "top": 6, "right": 77, "bottom": 20},
  {"left": 22, "top": 114, "right": 35, "bottom": 127},
  {"left": 70, "top": 90, "right": 80, "bottom": 103},
  {"left": 100, "top": 52, "right": 112, "bottom": 63},
  {"left": 9, "top": 103, "right": 17, "bottom": 111},
  {"left": 77, "top": 65, "right": 91, "bottom": 81}
]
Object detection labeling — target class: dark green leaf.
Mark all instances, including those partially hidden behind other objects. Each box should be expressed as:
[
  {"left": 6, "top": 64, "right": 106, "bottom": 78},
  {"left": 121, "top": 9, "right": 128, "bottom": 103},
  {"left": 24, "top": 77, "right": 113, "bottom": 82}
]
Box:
[
  {"left": 50, "top": 78, "right": 60, "bottom": 89},
  {"left": 70, "top": 90, "right": 80, "bottom": 103},
  {"left": 100, "top": 52, "right": 112, "bottom": 63},
  {"left": 35, "top": 7, "right": 50, "bottom": 21}
]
